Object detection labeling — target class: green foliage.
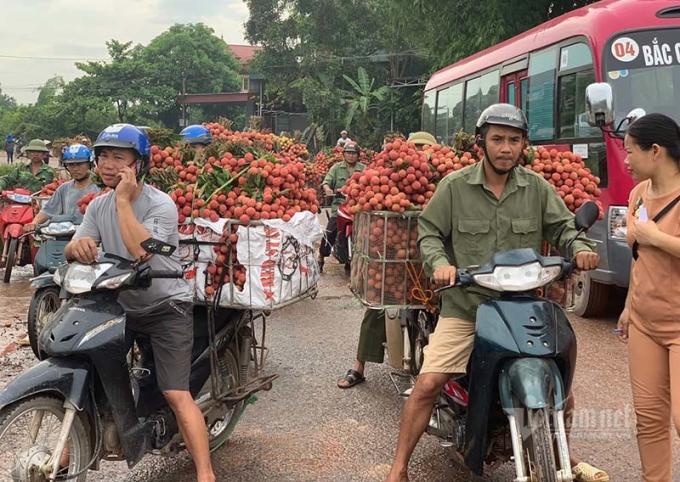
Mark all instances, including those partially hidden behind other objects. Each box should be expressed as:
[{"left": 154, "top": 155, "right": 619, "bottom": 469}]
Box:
[
  {"left": 245, "top": 0, "right": 597, "bottom": 149},
  {"left": 340, "top": 66, "right": 391, "bottom": 130},
  {"left": 0, "top": 164, "right": 15, "bottom": 177},
  {"left": 1, "top": 23, "right": 242, "bottom": 139}
]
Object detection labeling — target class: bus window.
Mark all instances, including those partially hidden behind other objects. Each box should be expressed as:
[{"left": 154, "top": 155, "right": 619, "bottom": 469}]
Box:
[
  {"left": 527, "top": 48, "right": 557, "bottom": 141},
  {"left": 520, "top": 77, "right": 529, "bottom": 113},
  {"left": 507, "top": 81, "right": 516, "bottom": 106},
  {"left": 422, "top": 90, "right": 436, "bottom": 134},
  {"left": 435, "top": 83, "right": 464, "bottom": 143},
  {"left": 558, "top": 69, "right": 601, "bottom": 139},
  {"left": 559, "top": 43, "right": 592, "bottom": 71},
  {"left": 463, "top": 70, "right": 499, "bottom": 132}
]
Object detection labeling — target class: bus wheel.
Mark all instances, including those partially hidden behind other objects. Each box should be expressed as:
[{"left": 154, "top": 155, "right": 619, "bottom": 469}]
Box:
[{"left": 572, "top": 271, "right": 609, "bottom": 318}]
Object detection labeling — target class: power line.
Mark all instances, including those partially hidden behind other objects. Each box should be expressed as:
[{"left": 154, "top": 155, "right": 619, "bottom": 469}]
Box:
[{"left": 0, "top": 54, "right": 106, "bottom": 61}]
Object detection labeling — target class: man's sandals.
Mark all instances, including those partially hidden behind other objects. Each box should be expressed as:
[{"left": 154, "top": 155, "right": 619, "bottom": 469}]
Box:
[
  {"left": 572, "top": 462, "right": 609, "bottom": 482},
  {"left": 337, "top": 369, "right": 365, "bottom": 389}
]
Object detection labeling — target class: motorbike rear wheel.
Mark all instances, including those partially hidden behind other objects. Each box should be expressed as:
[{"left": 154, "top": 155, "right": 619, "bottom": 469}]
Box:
[
  {"left": 525, "top": 408, "right": 558, "bottom": 482},
  {"left": 27, "top": 287, "right": 61, "bottom": 360},
  {"left": 0, "top": 395, "right": 92, "bottom": 482},
  {"left": 3, "top": 237, "right": 18, "bottom": 283},
  {"left": 198, "top": 342, "right": 247, "bottom": 452}
]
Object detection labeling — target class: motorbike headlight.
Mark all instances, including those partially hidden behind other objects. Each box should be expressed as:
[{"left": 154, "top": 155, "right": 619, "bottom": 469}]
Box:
[
  {"left": 42, "top": 221, "right": 76, "bottom": 236},
  {"left": 473, "top": 262, "right": 562, "bottom": 292},
  {"left": 8, "top": 193, "right": 32, "bottom": 204},
  {"left": 609, "top": 206, "right": 627, "bottom": 240},
  {"left": 95, "top": 273, "right": 132, "bottom": 290},
  {"left": 63, "top": 263, "right": 113, "bottom": 294}
]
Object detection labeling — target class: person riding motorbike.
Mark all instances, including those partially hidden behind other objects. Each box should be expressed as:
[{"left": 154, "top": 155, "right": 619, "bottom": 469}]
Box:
[
  {"left": 385, "top": 104, "right": 609, "bottom": 482},
  {"left": 338, "top": 133, "right": 438, "bottom": 389},
  {"left": 180, "top": 124, "right": 213, "bottom": 154},
  {"left": 0, "top": 138, "right": 55, "bottom": 192},
  {"left": 336, "top": 130, "right": 352, "bottom": 147},
  {"left": 64, "top": 123, "right": 216, "bottom": 482},
  {"left": 319, "top": 141, "right": 365, "bottom": 273},
  {"left": 23, "top": 143, "right": 100, "bottom": 233}
]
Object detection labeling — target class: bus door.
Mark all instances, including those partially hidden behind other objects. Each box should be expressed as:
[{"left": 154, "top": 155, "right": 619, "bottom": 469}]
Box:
[{"left": 500, "top": 69, "right": 528, "bottom": 110}]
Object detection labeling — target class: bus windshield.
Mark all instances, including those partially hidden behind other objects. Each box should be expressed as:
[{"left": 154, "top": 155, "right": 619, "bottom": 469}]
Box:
[{"left": 605, "top": 29, "right": 680, "bottom": 125}]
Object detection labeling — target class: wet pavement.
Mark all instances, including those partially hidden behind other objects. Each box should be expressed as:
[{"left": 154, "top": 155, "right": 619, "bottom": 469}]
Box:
[{"left": 0, "top": 263, "right": 678, "bottom": 482}]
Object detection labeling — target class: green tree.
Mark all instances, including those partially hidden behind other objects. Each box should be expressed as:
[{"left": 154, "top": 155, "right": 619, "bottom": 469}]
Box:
[
  {"left": 0, "top": 87, "right": 16, "bottom": 111},
  {"left": 36, "top": 76, "right": 65, "bottom": 106},
  {"left": 142, "top": 23, "right": 242, "bottom": 127},
  {"left": 340, "top": 66, "right": 391, "bottom": 133}
]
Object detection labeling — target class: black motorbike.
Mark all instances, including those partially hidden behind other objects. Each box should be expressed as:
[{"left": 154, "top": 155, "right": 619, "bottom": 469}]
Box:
[
  {"left": 411, "top": 202, "right": 600, "bottom": 482},
  {"left": 323, "top": 192, "right": 352, "bottom": 274},
  {"left": 0, "top": 239, "right": 276, "bottom": 481},
  {"left": 27, "top": 215, "right": 79, "bottom": 359}
]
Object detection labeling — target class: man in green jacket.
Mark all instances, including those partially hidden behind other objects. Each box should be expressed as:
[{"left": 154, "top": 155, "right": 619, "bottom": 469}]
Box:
[
  {"left": 0, "top": 139, "right": 55, "bottom": 193},
  {"left": 338, "top": 133, "right": 437, "bottom": 389},
  {"left": 386, "top": 104, "right": 607, "bottom": 482},
  {"left": 319, "top": 141, "right": 365, "bottom": 273}
]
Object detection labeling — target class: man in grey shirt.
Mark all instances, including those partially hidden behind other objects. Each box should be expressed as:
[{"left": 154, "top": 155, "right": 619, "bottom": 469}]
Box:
[
  {"left": 65, "top": 124, "right": 215, "bottom": 482},
  {"left": 24, "top": 144, "right": 99, "bottom": 233}
]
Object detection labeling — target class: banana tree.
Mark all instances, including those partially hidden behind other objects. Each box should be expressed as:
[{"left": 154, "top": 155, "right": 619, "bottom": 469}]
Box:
[{"left": 340, "top": 66, "right": 391, "bottom": 132}]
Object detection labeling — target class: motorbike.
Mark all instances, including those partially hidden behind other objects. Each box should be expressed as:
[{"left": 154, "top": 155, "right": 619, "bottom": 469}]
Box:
[
  {"left": 389, "top": 202, "right": 600, "bottom": 481},
  {"left": 323, "top": 192, "right": 353, "bottom": 274},
  {"left": 27, "top": 214, "right": 79, "bottom": 360},
  {"left": 0, "top": 239, "right": 277, "bottom": 481},
  {"left": 0, "top": 188, "right": 36, "bottom": 283}
]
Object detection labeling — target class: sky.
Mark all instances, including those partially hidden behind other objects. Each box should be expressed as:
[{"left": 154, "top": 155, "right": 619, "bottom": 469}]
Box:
[{"left": 0, "top": 0, "right": 250, "bottom": 105}]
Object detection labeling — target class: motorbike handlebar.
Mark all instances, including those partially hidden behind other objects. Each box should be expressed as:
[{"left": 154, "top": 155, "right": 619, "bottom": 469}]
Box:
[
  {"left": 433, "top": 270, "right": 472, "bottom": 293},
  {"left": 433, "top": 257, "right": 576, "bottom": 294}
]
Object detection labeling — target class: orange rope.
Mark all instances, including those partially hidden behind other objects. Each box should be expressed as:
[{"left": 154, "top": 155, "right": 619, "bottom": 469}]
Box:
[{"left": 406, "top": 261, "right": 438, "bottom": 313}]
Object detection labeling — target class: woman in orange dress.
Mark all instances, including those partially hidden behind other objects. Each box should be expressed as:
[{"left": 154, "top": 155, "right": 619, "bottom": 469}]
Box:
[{"left": 618, "top": 113, "right": 680, "bottom": 482}]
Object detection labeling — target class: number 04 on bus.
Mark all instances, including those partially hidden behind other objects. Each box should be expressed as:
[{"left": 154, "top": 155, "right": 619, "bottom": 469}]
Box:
[{"left": 421, "top": 0, "right": 680, "bottom": 317}]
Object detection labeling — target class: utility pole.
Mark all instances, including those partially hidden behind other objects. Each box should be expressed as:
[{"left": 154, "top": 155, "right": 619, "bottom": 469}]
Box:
[{"left": 181, "top": 72, "right": 187, "bottom": 127}]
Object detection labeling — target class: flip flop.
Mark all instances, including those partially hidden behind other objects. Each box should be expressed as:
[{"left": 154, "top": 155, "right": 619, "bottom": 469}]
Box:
[
  {"left": 573, "top": 462, "right": 610, "bottom": 482},
  {"left": 337, "top": 369, "right": 365, "bottom": 389}
]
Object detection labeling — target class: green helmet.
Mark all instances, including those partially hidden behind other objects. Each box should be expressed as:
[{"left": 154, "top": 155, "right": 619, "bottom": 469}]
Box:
[{"left": 25, "top": 139, "right": 50, "bottom": 152}]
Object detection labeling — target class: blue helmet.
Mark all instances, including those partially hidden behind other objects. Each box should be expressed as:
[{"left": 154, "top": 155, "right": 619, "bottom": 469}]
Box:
[
  {"left": 94, "top": 123, "right": 151, "bottom": 175},
  {"left": 62, "top": 144, "right": 92, "bottom": 164},
  {"left": 180, "top": 124, "right": 212, "bottom": 146}
]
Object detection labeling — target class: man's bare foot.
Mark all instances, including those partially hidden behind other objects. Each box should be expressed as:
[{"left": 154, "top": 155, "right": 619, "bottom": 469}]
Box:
[
  {"left": 385, "top": 467, "right": 409, "bottom": 482},
  {"left": 197, "top": 473, "right": 216, "bottom": 482}
]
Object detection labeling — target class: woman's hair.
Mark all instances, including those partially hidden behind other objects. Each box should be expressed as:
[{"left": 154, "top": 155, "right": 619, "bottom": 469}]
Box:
[{"left": 627, "top": 113, "right": 680, "bottom": 163}]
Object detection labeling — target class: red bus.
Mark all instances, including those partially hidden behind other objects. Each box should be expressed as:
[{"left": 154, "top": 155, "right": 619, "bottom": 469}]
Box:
[{"left": 422, "top": 0, "right": 680, "bottom": 316}]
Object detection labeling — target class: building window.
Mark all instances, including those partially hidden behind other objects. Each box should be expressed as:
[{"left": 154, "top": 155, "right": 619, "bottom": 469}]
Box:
[{"left": 242, "top": 75, "right": 250, "bottom": 92}]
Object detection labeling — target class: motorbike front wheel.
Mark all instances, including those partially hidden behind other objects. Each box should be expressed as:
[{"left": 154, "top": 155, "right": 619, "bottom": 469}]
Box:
[
  {"left": 524, "top": 408, "right": 558, "bottom": 482},
  {"left": 0, "top": 395, "right": 92, "bottom": 481},
  {"left": 3, "top": 237, "right": 18, "bottom": 283},
  {"left": 27, "top": 287, "right": 61, "bottom": 360}
]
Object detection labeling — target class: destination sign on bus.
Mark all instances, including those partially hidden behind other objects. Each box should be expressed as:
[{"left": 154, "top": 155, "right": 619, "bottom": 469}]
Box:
[{"left": 608, "top": 29, "right": 680, "bottom": 69}]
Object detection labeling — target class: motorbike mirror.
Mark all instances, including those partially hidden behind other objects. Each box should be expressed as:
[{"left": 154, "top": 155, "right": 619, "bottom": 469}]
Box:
[
  {"left": 575, "top": 201, "right": 600, "bottom": 231},
  {"left": 625, "top": 108, "right": 646, "bottom": 124},
  {"left": 141, "top": 238, "right": 176, "bottom": 256}
]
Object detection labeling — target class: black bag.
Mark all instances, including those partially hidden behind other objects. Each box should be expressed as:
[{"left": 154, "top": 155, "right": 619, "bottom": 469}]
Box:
[{"left": 632, "top": 193, "right": 680, "bottom": 260}]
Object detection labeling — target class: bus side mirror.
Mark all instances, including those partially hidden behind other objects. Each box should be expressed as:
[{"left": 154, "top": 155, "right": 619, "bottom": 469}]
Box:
[{"left": 585, "top": 83, "right": 614, "bottom": 127}]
